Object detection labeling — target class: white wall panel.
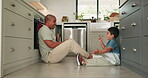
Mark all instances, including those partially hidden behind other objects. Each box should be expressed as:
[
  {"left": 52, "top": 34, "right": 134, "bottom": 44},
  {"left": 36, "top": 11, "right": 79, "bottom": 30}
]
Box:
[{"left": 41, "top": 0, "right": 76, "bottom": 22}]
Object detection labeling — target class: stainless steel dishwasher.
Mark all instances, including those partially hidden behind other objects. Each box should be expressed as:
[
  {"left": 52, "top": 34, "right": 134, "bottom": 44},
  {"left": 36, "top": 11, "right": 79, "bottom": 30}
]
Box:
[{"left": 62, "top": 22, "right": 87, "bottom": 56}]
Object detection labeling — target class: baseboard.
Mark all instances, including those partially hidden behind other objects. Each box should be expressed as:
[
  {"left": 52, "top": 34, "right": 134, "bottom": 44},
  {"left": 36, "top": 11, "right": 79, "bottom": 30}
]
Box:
[
  {"left": 3, "top": 56, "right": 39, "bottom": 76},
  {"left": 122, "top": 62, "right": 148, "bottom": 78}
]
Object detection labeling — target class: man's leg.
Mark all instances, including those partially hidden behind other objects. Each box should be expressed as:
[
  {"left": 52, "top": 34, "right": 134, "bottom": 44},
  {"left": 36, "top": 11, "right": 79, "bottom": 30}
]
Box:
[{"left": 48, "top": 39, "right": 90, "bottom": 63}]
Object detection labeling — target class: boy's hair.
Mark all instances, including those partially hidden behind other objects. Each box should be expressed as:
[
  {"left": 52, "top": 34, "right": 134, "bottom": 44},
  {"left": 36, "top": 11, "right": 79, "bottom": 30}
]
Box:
[{"left": 108, "top": 27, "right": 119, "bottom": 39}]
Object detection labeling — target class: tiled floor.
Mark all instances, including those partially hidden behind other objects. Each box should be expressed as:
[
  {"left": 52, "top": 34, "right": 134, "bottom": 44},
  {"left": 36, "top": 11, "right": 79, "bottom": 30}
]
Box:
[{"left": 3, "top": 57, "right": 143, "bottom": 78}]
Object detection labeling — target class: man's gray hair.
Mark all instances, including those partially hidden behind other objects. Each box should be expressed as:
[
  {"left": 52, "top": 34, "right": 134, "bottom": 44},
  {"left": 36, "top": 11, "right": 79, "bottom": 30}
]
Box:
[{"left": 45, "top": 14, "right": 56, "bottom": 23}]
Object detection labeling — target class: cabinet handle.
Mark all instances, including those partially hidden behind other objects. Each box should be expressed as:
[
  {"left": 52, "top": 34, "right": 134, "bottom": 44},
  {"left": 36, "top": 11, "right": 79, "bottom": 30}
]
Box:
[
  {"left": 10, "top": 22, "right": 15, "bottom": 26},
  {"left": 28, "top": 27, "right": 31, "bottom": 31},
  {"left": 28, "top": 13, "right": 31, "bottom": 16},
  {"left": 121, "top": 11, "right": 126, "bottom": 15},
  {"left": 132, "top": 48, "right": 137, "bottom": 52},
  {"left": 121, "top": 26, "right": 125, "bottom": 30},
  {"left": 10, "top": 3, "right": 16, "bottom": 7},
  {"left": 28, "top": 46, "right": 31, "bottom": 50},
  {"left": 122, "top": 47, "right": 125, "bottom": 51},
  {"left": 131, "top": 3, "right": 137, "bottom": 7},
  {"left": 131, "top": 22, "right": 136, "bottom": 26},
  {"left": 10, "top": 48, "right": 15, "bottom": 52},
  {"left": 147, "top": 17, "right": 148, "bottom": 20}
]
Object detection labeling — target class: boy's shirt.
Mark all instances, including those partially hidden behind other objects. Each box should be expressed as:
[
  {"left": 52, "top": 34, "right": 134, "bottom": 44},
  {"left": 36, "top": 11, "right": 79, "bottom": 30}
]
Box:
[
  {"left": 105, "top": 38, "right": 120, "bottom": 65},
  {"left": 106, "top": 38, "right": 120, "bottom": 54}
]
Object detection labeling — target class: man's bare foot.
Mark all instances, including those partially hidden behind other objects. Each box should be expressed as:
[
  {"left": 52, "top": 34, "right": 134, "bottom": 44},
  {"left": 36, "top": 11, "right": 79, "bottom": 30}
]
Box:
[
  {"left": 87, "top": 54, "right": 93, "bottom": 59},
  {"left": 76, "top": 53, "right": 86, "bottom": 65}
]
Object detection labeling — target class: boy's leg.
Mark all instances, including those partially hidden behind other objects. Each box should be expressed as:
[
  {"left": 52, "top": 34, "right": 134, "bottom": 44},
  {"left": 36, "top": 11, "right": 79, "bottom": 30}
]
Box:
[
  {"left": 84, "top": 56, "right": 112, "bottom": 66},
  {"left": 48, "top": 39, "right": 90, "bottom": 63}
]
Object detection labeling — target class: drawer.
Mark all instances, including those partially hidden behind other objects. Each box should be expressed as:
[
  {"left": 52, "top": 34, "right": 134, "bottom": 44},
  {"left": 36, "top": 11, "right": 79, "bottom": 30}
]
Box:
[
  {"left": 120, "top": 0, "right": 140, "bottom": 19},
  {"left": 89, "top": 22, "right": 111, "bottom": 32},
  {"left": 142, "top": 5, "right": 148, "bottom": 36},
  {"left": 120, "top": 10, "right": 141, "bottom": 38},
  {"left": 141, "top": 37, "right": 148, "bottom": 68},
  {"left": 142, "top": 0, "right": 148, "bottom": 7},
  {"left": 3, "top": 0, "right": 33, "bottom": 20},
  {"left": 3, "top": 37, "right": 33, "bottom": 64},
  {"left": 120, "top": 38, "right": 141, "bottom": 64},
  {"left": 3, "top": 9, "right": 33, "bottom": 38}
]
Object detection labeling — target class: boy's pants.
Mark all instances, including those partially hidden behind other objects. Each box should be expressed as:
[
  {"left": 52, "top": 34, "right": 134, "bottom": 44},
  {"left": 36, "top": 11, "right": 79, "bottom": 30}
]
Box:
[
  {"left": 47, "top": 39, "right": 89, "bottom": 63},
  {"left": 84, "top": 53, "right": 120, "bottom": 66},
  {"left": 85, "top": 57, "right": 112, "bottom": 66}
]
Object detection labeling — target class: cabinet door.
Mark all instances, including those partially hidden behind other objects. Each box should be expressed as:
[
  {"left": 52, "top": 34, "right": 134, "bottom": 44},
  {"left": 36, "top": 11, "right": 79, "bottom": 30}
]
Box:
[
  {"left": 142, "top": 0, "right": 148, "bottom": 7},
  {"left": 142, "top": 5, "right": 148, "bottom": 36},
  {"left": 89, "top": 33, "right": 107, "bottom": 52},
  {"left": 141, "top": 37, "right": 148, "bottom": 68},
  {"left": 3, "top": 37, "right": 33, "bottom": 64},
  {"left": 120, "top": 0, "right": 128, "bottom": 6},
  {"left": 120, "top": 10, "right": 141, "bottom": 38},
  {"left": 3, "top": 9, "right": 33, "bottom": 38},
  {"left": 3, "top": 0, "right": 33, "bottom": 20},
  {"left": 121, "top": 38, "right": 141, "bottom": 64},
  {"left": 120, "top": 0, "right": 140, "bottom": 19}
]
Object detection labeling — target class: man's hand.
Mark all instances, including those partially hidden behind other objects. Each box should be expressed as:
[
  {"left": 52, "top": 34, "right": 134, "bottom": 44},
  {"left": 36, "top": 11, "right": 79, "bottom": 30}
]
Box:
[
  {"left": 91, "top": 49, "right": 99, "bottom": 55},
  {"left": 63, "top": 39, "right": 69, "bottom": 42},
  {"left": 96, "top": 48, "right": 99, "bottom": 51}
]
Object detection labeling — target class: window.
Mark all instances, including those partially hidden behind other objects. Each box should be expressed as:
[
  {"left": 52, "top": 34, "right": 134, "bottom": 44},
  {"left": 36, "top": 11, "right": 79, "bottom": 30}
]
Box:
[{"left": 76, "top": 0, "right": 119, "bottom": 20}]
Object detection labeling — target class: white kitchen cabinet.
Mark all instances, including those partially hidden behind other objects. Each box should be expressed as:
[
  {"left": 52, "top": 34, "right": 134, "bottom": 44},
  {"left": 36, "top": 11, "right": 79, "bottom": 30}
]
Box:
[
  {"left": 3, "top": 37, "right": 33, "bottom": 64},
  {"left": 88, "top": 32, "right": 107, "bottom": 52},
  {"left": 87, "top": 22, "right": 109, "bottom": 52},
  {"left": 2, "top": 0, "right": 42, "bottom": 76},
  {"left": 4, "top": 0, "right": 33, "bottom": 20},
  {"left": 3, "top": 9, "right": 33, "bottom": 38}
]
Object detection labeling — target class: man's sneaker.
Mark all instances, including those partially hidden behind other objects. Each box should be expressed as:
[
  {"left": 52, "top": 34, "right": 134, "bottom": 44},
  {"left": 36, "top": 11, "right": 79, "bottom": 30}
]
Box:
[{"left": 76, "top": 53, "right": 82, "bottom": 66}]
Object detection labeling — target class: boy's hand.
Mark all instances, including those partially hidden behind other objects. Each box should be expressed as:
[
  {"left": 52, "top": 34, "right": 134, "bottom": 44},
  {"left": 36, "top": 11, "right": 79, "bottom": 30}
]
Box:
[{"left": 98, "top": 37, "right": 103, "bottom": 42}]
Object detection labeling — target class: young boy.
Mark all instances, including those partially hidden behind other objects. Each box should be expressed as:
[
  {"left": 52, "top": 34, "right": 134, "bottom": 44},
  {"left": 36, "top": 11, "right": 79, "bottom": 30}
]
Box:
[{"left": 77, "top": 27, "right": 120, "bottom": 66}]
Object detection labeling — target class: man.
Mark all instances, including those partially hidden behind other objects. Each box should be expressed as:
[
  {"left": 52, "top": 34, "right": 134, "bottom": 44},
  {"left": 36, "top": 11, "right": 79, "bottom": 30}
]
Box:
[{"left": 38, "top": 14, "right": 92, "bottom": 63}]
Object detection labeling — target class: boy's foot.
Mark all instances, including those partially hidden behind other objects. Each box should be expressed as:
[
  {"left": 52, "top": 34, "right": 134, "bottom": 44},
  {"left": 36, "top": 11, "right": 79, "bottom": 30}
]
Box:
[{"left": 76, "top": 53, "right": 83, "bottom": 66}]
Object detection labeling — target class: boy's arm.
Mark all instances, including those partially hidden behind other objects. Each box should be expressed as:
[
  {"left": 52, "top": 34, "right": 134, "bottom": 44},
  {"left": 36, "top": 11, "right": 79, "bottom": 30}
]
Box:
[
  {"left": 92, "top": 47, "right": 112, "bottom": 54},
  {"left": 98, "top": 38, "right": 105, "bottom": 49}
]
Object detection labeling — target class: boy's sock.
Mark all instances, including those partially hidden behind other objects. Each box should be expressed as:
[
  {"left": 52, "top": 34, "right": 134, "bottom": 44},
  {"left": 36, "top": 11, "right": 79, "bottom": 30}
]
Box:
[{"left": 92, "top": 54, "right": 102, "bottom": 59}]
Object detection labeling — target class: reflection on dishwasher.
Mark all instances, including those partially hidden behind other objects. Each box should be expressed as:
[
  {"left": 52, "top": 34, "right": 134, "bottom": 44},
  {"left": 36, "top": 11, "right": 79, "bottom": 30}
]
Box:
[
  {"left": 63, "top": 23, "right": 87, "bottom": 51},
  {"left": 64, "top": 28, "right": 86, "bottom": 50}
]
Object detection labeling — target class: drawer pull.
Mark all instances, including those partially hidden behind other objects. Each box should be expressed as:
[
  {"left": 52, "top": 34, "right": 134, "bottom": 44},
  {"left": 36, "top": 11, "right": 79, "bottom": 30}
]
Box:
[
  {"left": 10, "top": 3, "right": 16, "bottom": 7},
  {"left": 121, "top": 11, "right": 126, "bottom": 15},
  {"left": 131, "top": 22, "right": 136, "bottom": 26},
  {"left": 10, "top": 22, "right": 15, "bottom": 26},
  {"left": 147, "top": 17, "right": 148, "bottom": 20},
  {"left": 28, "top": 46, "right": 31, "bottom": 50},
  {"left": 131, "top": 3, "right": 137, "bottom": 7},
  {"left": 10, "top": 48, "right": 15, "bottom": 52},
  {"left": 122, "top": 47, "right": 125, "bottom": 51},
  {"left": 28, "top": 27, "right": 31, "bottom": 31},
  {"left": 132, "top": 48, "right": 137, "bottom": 52},
  {"left": 121, "top": 27, "right": 125, "bottom": 30},
  {"left": 28, "top": 13, "right": 31, "bottom": 16}
]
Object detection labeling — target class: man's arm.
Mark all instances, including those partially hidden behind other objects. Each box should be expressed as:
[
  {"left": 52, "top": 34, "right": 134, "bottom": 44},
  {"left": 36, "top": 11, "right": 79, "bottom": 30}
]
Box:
[{"left": 44, "top": 40, "right": 62, "bottom": 48}]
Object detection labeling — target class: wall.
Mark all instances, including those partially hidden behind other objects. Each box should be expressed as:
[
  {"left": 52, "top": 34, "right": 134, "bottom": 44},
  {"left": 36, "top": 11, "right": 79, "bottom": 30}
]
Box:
[
  {"left": 0, "top": 0, "right": 2, "bottom": 77},
  {"left": 41, "top": 0, "right": 76, "bottom": 22}
]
